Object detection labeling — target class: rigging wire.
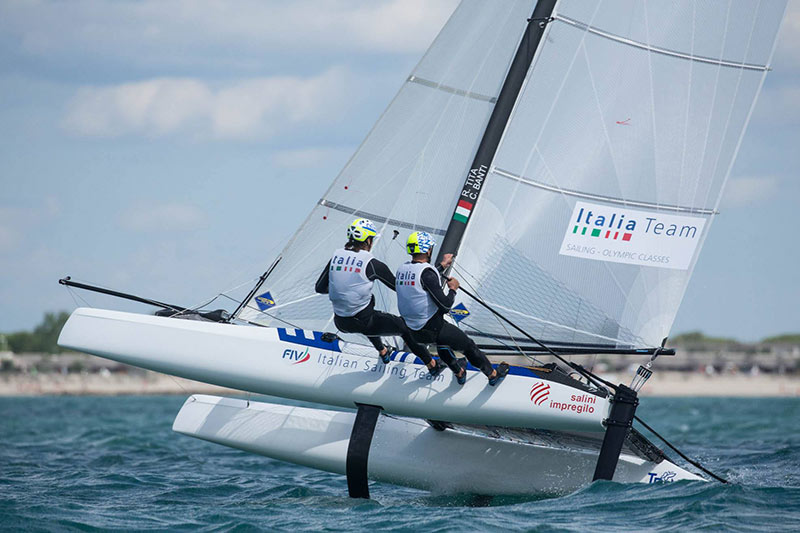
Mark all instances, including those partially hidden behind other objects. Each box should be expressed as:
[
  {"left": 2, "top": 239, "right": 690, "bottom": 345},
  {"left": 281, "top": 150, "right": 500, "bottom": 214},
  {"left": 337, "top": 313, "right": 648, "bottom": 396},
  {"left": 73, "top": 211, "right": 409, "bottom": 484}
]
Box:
[
  {"left": 218, "top": 294, "right": 305, "bottom": 331},
  {"left": 443, "top": 270, "right": 729, "bottom": 483},
  {"left": 450, "top": 263, "right": 542, "bottom": 365},
  {"left": 65, "top": 285, "right": 93, "bottom": 309},
  {"left": 451, "top": 279, "right": 614, "bottom": 393},
  {"left": 459, "top": 322, "right": 546, "bottom": 368}
]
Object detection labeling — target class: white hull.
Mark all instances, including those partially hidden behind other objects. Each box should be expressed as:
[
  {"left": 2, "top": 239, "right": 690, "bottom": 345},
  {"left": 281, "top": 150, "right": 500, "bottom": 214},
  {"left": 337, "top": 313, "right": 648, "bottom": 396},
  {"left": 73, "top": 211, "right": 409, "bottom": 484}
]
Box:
[
  {"left": 173, "top": 395, "right": 705, "bottom": 495},
  {"left": 59, "top": 307, "right": 611, "bottom": 433}
]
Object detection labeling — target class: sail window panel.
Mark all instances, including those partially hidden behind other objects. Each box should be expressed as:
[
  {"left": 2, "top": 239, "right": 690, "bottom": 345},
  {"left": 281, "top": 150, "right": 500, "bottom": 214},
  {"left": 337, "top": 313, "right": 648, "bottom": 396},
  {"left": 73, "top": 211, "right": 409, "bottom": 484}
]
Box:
[
  {"left": 458, "top": 174, "right": 711, "bottom": 347},
  {"left": 457, "top": 174, "right": 644, "bottom": 347},
  {"left": 413, "top": 0, "right": 537, "bottom": 99},
  {"left": 555, "top": 0, "right": 786, "bottom": 67}
]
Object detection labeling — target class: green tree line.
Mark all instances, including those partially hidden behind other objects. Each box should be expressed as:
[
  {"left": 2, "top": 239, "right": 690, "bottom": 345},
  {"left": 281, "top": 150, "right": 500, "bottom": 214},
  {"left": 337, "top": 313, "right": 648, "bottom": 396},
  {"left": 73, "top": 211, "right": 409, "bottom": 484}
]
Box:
[
  {"left": 1, "top": 311, "right": 71, "bottom": 354},
  {"left": 670, "top": 330, "right": 800, "bottom": 346}
]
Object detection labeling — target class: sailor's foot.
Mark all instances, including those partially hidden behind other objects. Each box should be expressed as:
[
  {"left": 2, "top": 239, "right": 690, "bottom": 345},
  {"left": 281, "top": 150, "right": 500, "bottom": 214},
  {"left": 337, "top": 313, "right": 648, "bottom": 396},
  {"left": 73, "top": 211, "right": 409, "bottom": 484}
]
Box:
[
  {"left": 455, "top": 358, "right": 468, "bottom": 385},
  {"left": 488, "top": 362, "right": 510, "bottom": 387},
  {"left": 427, "top": 359, "right": 446, "bottom": 378},
  {"left": 379, "top": 347, "right": 394, "bottom": 365}
]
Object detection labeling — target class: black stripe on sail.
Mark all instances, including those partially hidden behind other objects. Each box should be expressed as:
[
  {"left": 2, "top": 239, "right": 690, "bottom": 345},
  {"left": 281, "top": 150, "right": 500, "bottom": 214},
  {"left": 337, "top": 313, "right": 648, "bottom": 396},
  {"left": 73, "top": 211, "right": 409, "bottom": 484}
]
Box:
[
  {"left": 407, "top": 75, "right": 498, "bottom": 103},
  {"left": 319, "top": 199, "right": 447, "bottom": 236},
  {"left": 437, "top": 0, "right": 558, "bottom": 262}
]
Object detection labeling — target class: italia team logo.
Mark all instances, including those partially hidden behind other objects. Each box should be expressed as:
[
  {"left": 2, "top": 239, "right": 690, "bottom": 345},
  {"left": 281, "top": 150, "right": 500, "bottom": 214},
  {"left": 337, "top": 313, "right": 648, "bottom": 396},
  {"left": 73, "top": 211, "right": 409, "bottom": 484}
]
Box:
[
  {"left": 255, "top": 291, "right": 276, "bottom": 311},
  {"left": 449, "top": 303, "right": 470, "bottom": 323},
  {"left": 560, "top": 201, "right": 706, "bottom": 271}
]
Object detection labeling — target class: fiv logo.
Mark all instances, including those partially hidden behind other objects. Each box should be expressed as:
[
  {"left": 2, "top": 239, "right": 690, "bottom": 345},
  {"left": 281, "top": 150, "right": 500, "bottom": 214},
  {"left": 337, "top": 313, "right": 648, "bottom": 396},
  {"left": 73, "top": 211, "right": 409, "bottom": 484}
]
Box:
[{"left": 282, "top": 347, "right": 310, "bottom": 364}]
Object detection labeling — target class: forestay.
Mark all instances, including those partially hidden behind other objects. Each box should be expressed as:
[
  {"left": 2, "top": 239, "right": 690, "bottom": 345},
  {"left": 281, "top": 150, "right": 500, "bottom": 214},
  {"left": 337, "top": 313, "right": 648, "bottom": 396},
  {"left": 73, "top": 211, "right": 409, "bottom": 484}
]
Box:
[
  {"left": 237, "top": 0, "right": 539, "bottom": 331},
  {"left": 452, "top": 0, "right": 787, "bottom": 349}
]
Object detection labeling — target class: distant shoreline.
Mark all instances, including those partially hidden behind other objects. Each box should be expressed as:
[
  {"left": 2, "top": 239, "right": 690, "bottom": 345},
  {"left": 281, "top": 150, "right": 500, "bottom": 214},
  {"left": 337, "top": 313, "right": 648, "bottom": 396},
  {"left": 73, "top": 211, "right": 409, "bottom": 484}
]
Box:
[{"left": 1, "top": 370, "right": 798, "bottom": 398}]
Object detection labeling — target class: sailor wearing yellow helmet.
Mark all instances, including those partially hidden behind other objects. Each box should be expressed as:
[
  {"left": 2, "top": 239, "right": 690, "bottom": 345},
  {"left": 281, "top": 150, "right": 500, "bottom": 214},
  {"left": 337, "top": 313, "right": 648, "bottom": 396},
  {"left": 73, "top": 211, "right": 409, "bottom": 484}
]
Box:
[
  {"left": 395, "top": 231, "right": 509, "bottom": 387},
  {"left": 315, "top": 218, "right": 445, "bottom": 376}
]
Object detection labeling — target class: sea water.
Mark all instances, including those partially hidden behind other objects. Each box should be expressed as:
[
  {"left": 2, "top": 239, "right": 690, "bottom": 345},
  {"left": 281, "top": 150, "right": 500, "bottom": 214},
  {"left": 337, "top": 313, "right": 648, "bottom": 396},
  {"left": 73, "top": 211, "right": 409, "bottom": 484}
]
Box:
[{"left": 1, "top": 395, "right": 799, "bottom": 532}]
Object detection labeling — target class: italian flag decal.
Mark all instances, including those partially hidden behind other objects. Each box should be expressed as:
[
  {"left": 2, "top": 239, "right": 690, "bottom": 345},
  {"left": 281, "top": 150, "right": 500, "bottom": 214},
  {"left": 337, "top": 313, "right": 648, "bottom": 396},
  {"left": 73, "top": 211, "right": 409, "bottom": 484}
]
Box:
[{"left": 453, "top": 199, "right": 473, "bottom": 223}]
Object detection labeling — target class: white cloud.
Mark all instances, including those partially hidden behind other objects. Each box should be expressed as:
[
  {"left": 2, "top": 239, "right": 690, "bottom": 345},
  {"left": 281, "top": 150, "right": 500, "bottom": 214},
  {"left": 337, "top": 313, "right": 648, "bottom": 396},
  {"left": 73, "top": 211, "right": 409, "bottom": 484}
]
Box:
[
  {"left": 1, "top": 0, "right": 457, "bottom": 73},
  {"left": 721, "top": 176, "right": 779, "bottom": 208},
  {"left": 119, "top": 203, "right": 207, "bottom": 232},
  {"left": 62, "top": 68, "right": 351, "bottom": 140},
  {"left": 773, "top": 1, "right": 800, "bottom": 68}
]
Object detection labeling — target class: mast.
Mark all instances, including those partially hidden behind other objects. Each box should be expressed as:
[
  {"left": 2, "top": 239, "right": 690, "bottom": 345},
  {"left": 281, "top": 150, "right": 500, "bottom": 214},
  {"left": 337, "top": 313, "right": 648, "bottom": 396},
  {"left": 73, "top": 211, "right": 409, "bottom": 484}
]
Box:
[{"left": 437, "top": 0, "right": 557, "bottom": 263}]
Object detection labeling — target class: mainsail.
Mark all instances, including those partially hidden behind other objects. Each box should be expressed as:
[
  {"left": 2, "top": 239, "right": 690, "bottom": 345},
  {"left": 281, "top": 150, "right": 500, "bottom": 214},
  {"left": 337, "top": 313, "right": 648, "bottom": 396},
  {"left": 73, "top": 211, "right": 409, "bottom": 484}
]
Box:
[{"left": 237, "top": 0, "right": 787, "bottom": 352}]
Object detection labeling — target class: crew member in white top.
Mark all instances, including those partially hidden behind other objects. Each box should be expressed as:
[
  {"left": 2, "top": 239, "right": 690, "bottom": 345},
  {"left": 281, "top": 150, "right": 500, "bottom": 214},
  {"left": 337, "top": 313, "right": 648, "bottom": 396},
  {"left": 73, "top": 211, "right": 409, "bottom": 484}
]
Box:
[
  {"left": 315, "top": 218, "right": 445, "bottom": 376},
  {"left": 396, "top": 231, "right": 509, "bottom": 387}
]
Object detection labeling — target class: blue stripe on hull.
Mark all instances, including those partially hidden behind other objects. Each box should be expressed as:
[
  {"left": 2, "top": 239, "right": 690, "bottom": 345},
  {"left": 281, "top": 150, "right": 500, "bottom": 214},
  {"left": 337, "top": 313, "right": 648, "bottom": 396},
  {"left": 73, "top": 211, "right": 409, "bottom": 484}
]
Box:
[
  {"left": 277, "top": 328, "right": 341, "bottom": 352},
  {"left": 278, "top": 328, "right": 542, "bottom": 380}
]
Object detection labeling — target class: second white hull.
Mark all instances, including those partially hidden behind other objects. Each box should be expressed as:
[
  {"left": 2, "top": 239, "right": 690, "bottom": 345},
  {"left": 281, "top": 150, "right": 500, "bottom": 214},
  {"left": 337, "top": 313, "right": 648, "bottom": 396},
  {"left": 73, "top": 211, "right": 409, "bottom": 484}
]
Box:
[{"left": 173, "top": 395, "right": 704, "bottom": 496}]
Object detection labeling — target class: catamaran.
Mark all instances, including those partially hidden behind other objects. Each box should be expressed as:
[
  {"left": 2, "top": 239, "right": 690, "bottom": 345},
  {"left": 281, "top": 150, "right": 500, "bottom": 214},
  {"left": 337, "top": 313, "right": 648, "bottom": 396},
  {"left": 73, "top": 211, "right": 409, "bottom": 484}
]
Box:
[{"left": 58, "top": 0, "right": 787, "bottom": 497}]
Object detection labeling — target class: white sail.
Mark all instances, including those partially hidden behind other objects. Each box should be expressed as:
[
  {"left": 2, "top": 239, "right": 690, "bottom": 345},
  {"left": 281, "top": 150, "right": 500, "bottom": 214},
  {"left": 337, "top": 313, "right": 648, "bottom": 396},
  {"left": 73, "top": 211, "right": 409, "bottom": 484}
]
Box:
[
  {"left": 237, "top": 0, "right": 539, "bottom": 331},
  {"left": 237, "top": 0, "right": 786, "bottom": 352},
  {"left": 452, "top": 0, "right": 787, "bottom": 349}
]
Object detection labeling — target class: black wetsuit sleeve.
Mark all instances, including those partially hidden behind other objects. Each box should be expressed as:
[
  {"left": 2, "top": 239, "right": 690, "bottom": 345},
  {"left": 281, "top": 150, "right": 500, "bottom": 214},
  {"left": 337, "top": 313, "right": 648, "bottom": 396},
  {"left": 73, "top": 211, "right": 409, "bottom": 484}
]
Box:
[
  {"left": 420, "top": 268, "right": 455, "bottom": 312},
  {"left": 315, "top": 260, "right": 332, "bottom": 294},
  {"left": 365, "top": 259, "right": 396, "bottom": 291}
]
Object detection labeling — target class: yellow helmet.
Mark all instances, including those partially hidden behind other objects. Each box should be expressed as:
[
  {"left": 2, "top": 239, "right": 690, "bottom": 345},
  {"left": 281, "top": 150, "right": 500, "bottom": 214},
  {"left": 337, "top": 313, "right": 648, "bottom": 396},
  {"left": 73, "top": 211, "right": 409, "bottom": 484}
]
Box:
[
  {"left": 347, "top": 218, "right": 378, "bottom": 242},
  {"left": 406, "top": 231, "right": 436, "bottom": 254}
]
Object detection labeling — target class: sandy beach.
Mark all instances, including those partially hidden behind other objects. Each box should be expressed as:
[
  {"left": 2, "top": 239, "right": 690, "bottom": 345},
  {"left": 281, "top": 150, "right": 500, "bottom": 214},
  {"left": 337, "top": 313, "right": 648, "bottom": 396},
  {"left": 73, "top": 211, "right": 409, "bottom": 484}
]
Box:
[
  {"left": 1, "top": 368, "right": 798, "bottom": 397},
  {"left": 0, "top": 372, "right": 238, "bottom": 397}
]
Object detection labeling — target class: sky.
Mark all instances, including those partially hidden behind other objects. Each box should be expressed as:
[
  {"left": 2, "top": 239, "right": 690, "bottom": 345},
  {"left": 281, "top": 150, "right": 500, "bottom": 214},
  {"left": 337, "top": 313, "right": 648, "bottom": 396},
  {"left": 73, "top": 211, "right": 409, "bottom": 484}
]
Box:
[{"left": 1, "top": 0, "right": 798, "bottom": 342}]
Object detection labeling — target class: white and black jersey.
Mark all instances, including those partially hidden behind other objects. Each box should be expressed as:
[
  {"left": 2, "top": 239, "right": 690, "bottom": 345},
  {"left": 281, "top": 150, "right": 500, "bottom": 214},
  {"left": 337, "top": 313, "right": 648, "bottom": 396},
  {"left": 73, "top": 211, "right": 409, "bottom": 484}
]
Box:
[
  {"left": 315, "top": 248, "right": 396, "bottom": 317},
  {"left": 395, "top": 261, "right": 455, "bottom": 330}
]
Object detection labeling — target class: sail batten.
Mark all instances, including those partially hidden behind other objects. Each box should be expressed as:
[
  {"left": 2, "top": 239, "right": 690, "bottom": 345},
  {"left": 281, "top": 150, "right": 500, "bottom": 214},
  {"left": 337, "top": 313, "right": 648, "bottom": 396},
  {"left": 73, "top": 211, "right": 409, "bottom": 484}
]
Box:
[
  {"left": 491, "top": 168, "right": 719, "bottom": 215},
  {"left": 553, "top": 14, "right": 771, "bottom": 72}
]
